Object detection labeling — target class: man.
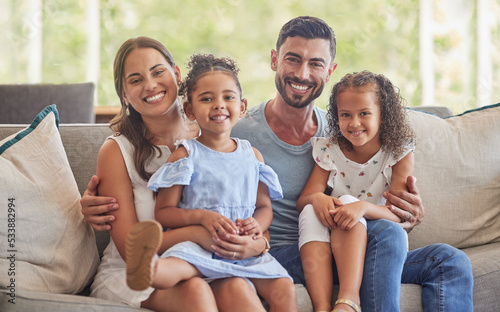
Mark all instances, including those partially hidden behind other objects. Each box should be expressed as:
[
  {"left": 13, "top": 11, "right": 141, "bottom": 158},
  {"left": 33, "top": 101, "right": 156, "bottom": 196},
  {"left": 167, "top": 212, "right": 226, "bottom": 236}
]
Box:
[
  {"left": 82, "top": 16, "right": 473, "bottom": 311},
  {"left": 231, "top": 16, "right": 472, "bottom": 312}
]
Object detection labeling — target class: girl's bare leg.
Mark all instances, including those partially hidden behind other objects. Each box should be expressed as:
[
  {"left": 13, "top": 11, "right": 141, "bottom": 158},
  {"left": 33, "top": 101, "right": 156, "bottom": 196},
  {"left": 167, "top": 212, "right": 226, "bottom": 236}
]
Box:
[
  {"left": 211, "top": 277, "right": 266, "bottom": 312},
  {"left": 300, "top": 241, "right": 333, "bottom": 311},
  {"left": 252, "top": 277, "right": 298, "bottom": 312},
  {"left": 331, "top": 222, "right": 366, "bottom": 311},
  {"left": 142, "top": 277, "right": 217, "bottom": 312},
  {"left": 152, "top": 257, "right": 202, "bottom": 289}
]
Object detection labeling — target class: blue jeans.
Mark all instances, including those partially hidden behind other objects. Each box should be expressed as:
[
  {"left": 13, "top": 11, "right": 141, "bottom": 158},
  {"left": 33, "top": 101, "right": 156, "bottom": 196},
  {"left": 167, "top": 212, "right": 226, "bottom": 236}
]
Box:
[{"left": 270, "top": 219, "right": 473, "bottom": 312}]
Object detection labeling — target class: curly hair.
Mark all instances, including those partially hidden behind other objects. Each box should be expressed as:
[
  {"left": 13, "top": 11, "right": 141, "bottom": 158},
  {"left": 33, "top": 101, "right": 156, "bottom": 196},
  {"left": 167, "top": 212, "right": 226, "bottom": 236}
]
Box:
[
  {"left": 326, "top": 70, "right": 415, "bottom": 158},
  {"left": 179, "top": 54, "right": 242, "bottom": 105}
]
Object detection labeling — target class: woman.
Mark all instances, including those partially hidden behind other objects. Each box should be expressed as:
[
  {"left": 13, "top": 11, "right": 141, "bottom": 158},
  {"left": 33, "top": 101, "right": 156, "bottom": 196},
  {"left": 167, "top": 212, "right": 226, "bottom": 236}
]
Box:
[{"left": 88, "top": 36, "right": 269, "bottom": 312}]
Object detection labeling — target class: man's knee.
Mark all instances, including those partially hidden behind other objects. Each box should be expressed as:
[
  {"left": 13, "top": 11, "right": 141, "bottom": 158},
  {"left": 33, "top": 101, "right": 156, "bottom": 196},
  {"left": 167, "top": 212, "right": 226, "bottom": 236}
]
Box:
[
  {"left": 367, "top": 219, "right": 406, "bottom": 243},
  {"left": 433, "top": 243, "right": 472, "bottom": 274},
  {"left": 366, "top": 219, "right": 407, "bottom": 257}
]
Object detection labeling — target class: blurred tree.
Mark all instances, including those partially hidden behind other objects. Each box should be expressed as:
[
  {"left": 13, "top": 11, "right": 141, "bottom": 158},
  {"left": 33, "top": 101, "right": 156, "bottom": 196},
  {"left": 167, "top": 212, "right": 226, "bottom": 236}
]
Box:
[
  {"left": 0, "top": 0, "right": 498, "bottom": 113},
  {"left": 98, "top": 0, "right": 422, "bottom": 109}
]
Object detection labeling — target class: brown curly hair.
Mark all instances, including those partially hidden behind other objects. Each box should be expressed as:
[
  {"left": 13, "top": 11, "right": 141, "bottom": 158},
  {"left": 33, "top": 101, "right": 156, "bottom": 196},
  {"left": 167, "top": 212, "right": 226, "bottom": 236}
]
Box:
[
  {"left": 326, "top": 70, "right": 415, "bottom": 158},
  {"left": 179, "top": 54, "right": 242, "bottom": 106}
]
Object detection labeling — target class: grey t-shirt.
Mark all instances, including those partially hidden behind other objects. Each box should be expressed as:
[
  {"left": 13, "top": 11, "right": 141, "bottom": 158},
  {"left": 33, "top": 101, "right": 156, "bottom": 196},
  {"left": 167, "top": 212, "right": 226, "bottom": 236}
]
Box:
[{"left": 232, "top": 101, "right": 327, "bottom": 247}]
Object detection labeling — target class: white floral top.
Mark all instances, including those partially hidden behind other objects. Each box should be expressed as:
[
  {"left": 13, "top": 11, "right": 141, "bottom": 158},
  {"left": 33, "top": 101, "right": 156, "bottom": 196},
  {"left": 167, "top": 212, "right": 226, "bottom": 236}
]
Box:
[{"left": 311, "top": 137, "right": 414, "bottom": 205}]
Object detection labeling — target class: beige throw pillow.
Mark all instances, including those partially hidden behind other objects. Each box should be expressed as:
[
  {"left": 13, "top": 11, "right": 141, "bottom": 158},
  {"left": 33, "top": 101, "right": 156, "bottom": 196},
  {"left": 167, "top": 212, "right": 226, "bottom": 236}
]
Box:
[
  {"left": 0, "top": 105, "right": 99, "bottom": 295},
  {"left": 408, "top": 104, "right": 500, "bottom": 250}
]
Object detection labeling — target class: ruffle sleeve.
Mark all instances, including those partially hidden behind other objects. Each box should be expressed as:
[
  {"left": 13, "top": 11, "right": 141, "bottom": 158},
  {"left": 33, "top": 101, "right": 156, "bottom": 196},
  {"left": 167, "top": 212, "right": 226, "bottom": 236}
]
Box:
[
  {"left": 258, "top": 162, "right": 283, "bottom": 201},
  {"left": 147, "top": 157, "right": 193, "bottom": 192},
  {"left": 311, "top": 137, "right": 335, "bottom": 171},
  {"left": 382, "top": 140, "right": 416, "bottom": 183}
]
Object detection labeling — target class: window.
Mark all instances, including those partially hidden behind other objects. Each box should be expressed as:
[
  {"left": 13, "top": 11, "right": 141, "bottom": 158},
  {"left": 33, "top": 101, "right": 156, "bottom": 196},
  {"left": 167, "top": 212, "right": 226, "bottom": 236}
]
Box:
[{"left": 1, "top": 0, "right": 498, "bottom": 114}]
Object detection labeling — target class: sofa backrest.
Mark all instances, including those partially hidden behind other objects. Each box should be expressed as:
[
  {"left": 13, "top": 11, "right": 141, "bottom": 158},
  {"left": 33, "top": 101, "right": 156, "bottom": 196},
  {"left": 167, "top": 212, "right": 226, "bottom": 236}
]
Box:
[
  {"left": 0, "top": 83, "right": 96, "bottom": 124},
  {"left": 61, "top": 124, "right": 113, "bottom": 255}
]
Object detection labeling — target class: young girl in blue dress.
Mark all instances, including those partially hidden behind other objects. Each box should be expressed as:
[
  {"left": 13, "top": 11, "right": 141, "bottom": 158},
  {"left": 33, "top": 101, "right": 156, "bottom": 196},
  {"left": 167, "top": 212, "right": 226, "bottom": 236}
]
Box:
[
  {"left": 297, "top": 70, "right": 415, "bottom": 312},
  {"left": 126, "top": 54, "right": 297, "bottom": 312}
]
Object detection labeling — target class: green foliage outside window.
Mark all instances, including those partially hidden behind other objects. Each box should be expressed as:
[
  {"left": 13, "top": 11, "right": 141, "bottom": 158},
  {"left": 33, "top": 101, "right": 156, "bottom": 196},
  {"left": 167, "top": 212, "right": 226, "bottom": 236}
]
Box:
[{"left": 1, "top": 0, "right": 499, "bottom": 114}]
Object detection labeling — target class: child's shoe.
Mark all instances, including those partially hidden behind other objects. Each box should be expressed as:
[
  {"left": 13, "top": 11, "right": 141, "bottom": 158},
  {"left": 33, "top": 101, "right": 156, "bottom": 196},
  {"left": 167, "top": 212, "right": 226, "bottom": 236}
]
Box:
[{"left": 126, "top": 220, "right": 162, "bottom": 290}]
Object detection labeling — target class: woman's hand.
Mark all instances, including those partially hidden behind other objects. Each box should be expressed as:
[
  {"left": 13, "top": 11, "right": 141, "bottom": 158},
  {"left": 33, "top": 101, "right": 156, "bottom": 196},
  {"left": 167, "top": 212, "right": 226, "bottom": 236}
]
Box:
[
  {"left": 80, "top": 175, "right": 119, "bottom": 231},
  {"left": 211, "top": 232, "right": 268, "bottom": 260},
  {"left": 173, "top": 226, "right": 265, "bottom": 260},
  {"left": 384, "top": 176, "right": 425, "bottom": 232}
]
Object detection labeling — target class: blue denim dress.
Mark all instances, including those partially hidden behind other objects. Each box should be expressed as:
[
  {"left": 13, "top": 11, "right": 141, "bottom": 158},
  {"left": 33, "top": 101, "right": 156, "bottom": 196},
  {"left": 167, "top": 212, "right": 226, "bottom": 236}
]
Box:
[{"left": 148, "top": 138, "right": 292, "bottom": 282}]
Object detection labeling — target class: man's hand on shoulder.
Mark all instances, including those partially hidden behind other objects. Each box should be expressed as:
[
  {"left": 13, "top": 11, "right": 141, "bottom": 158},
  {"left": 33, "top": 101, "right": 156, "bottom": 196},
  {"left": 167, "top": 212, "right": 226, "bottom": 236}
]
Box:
[{"left": 384, "top": 176, "right": 425, "bottom": 232}]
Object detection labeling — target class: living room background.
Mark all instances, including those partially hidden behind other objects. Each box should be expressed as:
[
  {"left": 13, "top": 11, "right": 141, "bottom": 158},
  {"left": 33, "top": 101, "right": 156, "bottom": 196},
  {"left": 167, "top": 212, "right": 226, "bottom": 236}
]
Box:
[{"left": 1, "top": 0, "right": 498, "bottom": 114}]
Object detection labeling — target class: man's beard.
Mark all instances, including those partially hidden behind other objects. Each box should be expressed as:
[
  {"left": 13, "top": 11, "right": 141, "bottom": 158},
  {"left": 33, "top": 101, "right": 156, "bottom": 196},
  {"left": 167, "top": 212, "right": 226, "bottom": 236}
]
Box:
[{"left": 275, "top": 75, "right": 324, "bottom": 109}]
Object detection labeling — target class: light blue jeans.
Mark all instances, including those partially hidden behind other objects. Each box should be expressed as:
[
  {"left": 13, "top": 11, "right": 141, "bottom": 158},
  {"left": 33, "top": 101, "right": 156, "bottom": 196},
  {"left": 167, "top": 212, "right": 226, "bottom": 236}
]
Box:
[{"left": 270, "top": 219, "right": 473, "bottom": 312}]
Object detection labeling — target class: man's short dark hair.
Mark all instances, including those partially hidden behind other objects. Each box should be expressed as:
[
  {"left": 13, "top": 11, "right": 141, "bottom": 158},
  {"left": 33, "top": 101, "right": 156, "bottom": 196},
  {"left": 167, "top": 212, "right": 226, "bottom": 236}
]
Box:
[{"left": 276, "top": 16, "right": 336, "bottom": 63}]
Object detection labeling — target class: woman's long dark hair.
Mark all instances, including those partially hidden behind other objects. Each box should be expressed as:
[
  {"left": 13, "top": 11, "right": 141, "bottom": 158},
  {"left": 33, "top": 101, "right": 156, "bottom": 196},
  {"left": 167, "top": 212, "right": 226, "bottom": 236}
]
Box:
[{"left": 110, "top": 36, "right": 177, "bottom": 181}]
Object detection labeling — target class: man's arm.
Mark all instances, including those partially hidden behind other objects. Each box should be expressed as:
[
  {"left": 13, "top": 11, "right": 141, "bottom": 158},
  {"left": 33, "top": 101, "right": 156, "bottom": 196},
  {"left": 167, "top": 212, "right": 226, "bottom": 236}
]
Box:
[
  {"left": 80, "top": 175, "right": 119, "bottom": 231},
  {"left": 384, "top": 175, "right": 425, "bottom": 232}
]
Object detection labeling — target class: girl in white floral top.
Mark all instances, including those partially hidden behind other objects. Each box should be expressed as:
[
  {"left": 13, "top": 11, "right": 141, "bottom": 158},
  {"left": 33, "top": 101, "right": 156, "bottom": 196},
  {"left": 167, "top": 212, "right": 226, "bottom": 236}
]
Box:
[{"left": 296, "top": 70, "right": 415, "bottom": 312}]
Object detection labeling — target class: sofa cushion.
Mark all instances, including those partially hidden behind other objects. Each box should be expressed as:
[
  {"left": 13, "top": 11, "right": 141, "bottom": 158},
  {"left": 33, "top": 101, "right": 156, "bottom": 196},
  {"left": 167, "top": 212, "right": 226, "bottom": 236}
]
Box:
[
  {"left": 408, "top": 103, "right": 500, "bottom": 250},
  {"left": 462, "top": 242, "right": 500, "bottom": 311},
  {"left": 0, "top": 105, "right": 99, "bottom": 295},
  {"left": 0, "top": 289, "right": 151, "bottom": 312}
]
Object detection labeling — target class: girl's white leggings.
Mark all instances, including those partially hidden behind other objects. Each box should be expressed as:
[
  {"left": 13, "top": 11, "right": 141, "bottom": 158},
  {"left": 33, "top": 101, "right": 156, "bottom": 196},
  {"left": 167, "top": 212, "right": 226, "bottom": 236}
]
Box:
[{"left": 298, "top": 194, "right": 367, "bottom": 249}]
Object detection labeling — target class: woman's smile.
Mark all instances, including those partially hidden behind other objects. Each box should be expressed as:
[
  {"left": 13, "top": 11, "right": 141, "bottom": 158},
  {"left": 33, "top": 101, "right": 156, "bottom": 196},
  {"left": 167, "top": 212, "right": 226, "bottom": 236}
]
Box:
[{"left": 144, "top": 91, "right": 166, "bottom": 103}]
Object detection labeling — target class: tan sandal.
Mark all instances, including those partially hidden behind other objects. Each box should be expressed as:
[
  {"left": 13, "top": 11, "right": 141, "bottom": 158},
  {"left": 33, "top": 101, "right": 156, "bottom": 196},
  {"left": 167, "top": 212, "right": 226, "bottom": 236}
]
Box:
[
  {"left": 126, "top": 220, "right": 162, "bottom": 291},
  {"left": 332, "top": 298, "right": 362, "bottom": 312}
]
